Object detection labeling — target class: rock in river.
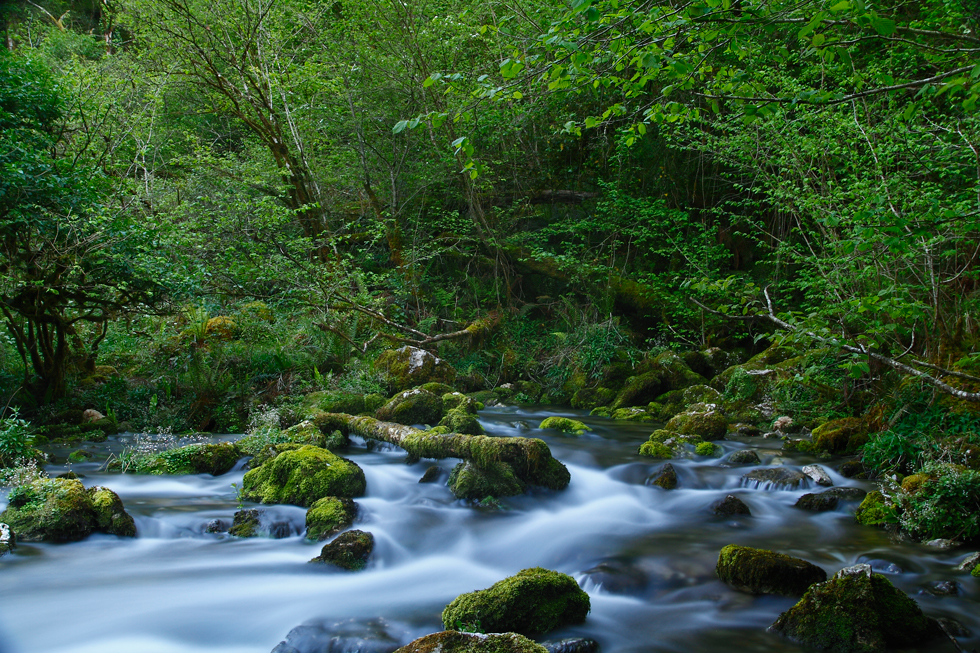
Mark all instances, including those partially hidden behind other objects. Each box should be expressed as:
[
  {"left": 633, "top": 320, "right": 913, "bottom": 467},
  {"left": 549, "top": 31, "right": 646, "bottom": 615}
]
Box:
[
  {"left": 241, "top": 445, "right": 366, "bottom": 507},
  {"left": 394, "top": 631, "right": 546, "bottom": 653},
  {"left": 716, "top": 544, "right": 827, "bottom": 596},
  {"left": 647, "top": 463, "right": 678, "bottom": 490},
  {"left": 741, "top": 467, "right": 807, "bottom": 489},
  {"left": 802, "top": 464, "right": 833, "bottom": 487},
  {"left": 727, "top": 449, "right": 761, "bottom": 465},
  {"left": 310, "top": 529, "right": 374, "bottom": 570},
  {"left": 0, "top": 478, "right": 135, "bottom": 542},
  {"left": 712, "top": 495, "right": 751, "bottom": 517}
]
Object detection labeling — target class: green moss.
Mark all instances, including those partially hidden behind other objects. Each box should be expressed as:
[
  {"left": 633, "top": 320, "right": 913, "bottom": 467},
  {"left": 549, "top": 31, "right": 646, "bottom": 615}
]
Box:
[
  {"left": 364, "top": 393, "right": 387, "bottom": 413},
  {"left": 855, "top": 491, "right": 898, "bottom": 527},
  {"left": 589, "top": 406, "right": 612, "bottom": 418},
  {"left": 310, "top": 529, "right": 374, "bottom": 570},
  {"left": 422, "top": 382, "right": 457, "bottom": 396},
  {"left": 610, "top": 407, "right": 655, "bottom": 422},
  {"left": 249, "top": 441, "right": 304, "bottom": 468},
  {"left": 228, "top": 509, "right": 260, "bottom": 537},
  {"left": 376, "top": 389, "right": 445, "bottom": 425},
  {"left": 0, "top": 478, "right": 135, "bottom": 542},
  {"left": 538, "top": 417, "right": 591, "bottom": 435},
  {"left": 648, "top": 462, "right": 677, "bottom": 489},
  {"left": 241, "top": 445, "right": 366, "bottom": 507},
  {"left": 394, "top": 631, "right": 548, "bottom": 653},
  {"left": 638, "top": 442, "right": 673, "bottom": 459},
  {"left": 682, "top": 384, "right": 722, "bottom": 406},
  {"left": 783, "top": 439, "right": 818, "bottom": 453},
  {"left": 812, "top": 417, "right": 868, "bottom": 454},
  {"left": 448, "top": 461, "right": 526, "bottom": 500},
  {"left": 653, "top": 351, "right": 708, "bottom": 391},
  {"left": 611, "top": 372, "right": 664, "bottom": 409},
  {"left": 442, "top": 392, "right": 475, "bottom": 411},
  {"left": 769, "top": 567, "right": 939, "bottom": 652},
  {"left": 305, "top": 497, "right": 357, "bottom": 541},
  {"left": 972, "top": 564, "right": 979, "bottom": 577},
  {"left": 665, "top": 409, "right": 728, "bottom": 440},
  {"left": 716, "top": 544, "right": 827, "bottom": 596},
  {"left": 300, "top": 391, "right": 366, "bottom": 417},
  {"left": 134, "top": 442, "right": 242, "bottom": 475},
  {"left": 375, "top": 346, "right": 457, "bottom": 391},
  {"left": 695, "top": 442, "right": 719, "bottom": 456},
  {"left": 570, "top": 387, "right": 616, "bottom": 411},
  {"left": 439, "top": 408, "right": 486, "bottom": 435},
  {"left": 441, "top": 567, "right": 590, "bottom": 637},
  {"left": 901, "top": 473, "right": 931, "bottom": 495}
]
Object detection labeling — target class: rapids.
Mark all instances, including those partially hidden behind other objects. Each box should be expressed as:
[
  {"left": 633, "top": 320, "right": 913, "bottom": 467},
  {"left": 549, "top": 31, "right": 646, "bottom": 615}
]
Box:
[{"left": 0, "top": 407, "right": 975, "bottom": 653}]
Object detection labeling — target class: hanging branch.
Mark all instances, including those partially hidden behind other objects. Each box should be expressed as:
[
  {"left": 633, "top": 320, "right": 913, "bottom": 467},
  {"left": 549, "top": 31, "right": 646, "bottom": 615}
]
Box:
[{"left": 317, "top": 308, "right": 500, "bottom": 354}]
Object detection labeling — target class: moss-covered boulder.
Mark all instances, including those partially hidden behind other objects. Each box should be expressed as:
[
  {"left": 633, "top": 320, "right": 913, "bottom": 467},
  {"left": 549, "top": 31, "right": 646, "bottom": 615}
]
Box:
[
  {"left": 442, "top": 567, "right": 590, "bottom": 637},
  {"left": 609, "top": 407, "right": 656, "bottom": 422},
  {"left": 812, "top": 418, "right": 869, "bottom": 454},
  {"left": 439, "top": 408, "right": 486, "bottom": 435},
  {"left": 376, "top": 346, "right": 457, "bottom": 391},
  {"left": 695, "top": 442, "right": 719, "bottom": 456},
  {"left": 682, "top": 384, "right": 723, "bottom": 407},
  {"left": 638, "top": 442, "right": 673, "bottom": 459},
  {"left": 665, "top": 409, "right": 727, "bottom": 441},
  {"left": 768, "top": 564, "right": 940, "bottom": 652},
  {"left": 570, "top": 387, "right": 616, "bottom": 411},
  {"left": 310, "top": 529, "right": 374, "bottom": 570},
  {"left": 241, "top": 445, "right": 365, "bottom": 507},
  {"left": 0, "top": 478, "right": 136, "bottom": 541},
  {"left": 795, "top": 493, "right": 840, "bottom": 512},
  {"left": 442, "top": 392, "right": 478, "bottom": 412},
  {"left": 228, "top": 509, "right": 261, "bottom": 537},
  {"left": 972, "top": 564, "right": 980, "bottom": 577},
  {"left": 422, "top": 382, "right": 457, "bottom": 396},
  {"left": 394, "top": 631, "right": 547, "bottom": 653},
  {"left": 538, "top": 417, "right": 591, "bottom": 435},
  {"left": 136, "top": 442, "right": 242, "bottom": 475},
  {"left": 728, "top": 449, "right": 761, "bottom": 465},
  {"left": 448, "top": 461, "right": 526, "bottom": 501},
  {"left": 854, "top": 491, "right": 896, "bottom": 527},
  {"left": 647, "top": 463, "right": 678, "bottom": 489},
  {"left": 716, "top": 545, "right": 827, "bottom": 596},
  {"left": 0, "top": 523, "right": 14, "bottom": 556},
  {"left": 376, "top": 389, "right": 445, "bottom": 426},
  {"left": 652, "top": 351, "right": 709, "bottom": 391},
  {"left": 611, "top": 372, "right": 664, "bottom": 410},
  {"left": 305, "top": 497, "right": 358, "bottom": 541},
  {"left": 301, "top": 391, "right": 367, "bottom": 417}
]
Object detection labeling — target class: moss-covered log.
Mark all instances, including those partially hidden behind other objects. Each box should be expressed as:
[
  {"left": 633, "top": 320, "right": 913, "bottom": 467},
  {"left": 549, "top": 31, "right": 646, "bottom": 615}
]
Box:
[{"left": 314, "top": 413, "right": 570, "bottom": 492}]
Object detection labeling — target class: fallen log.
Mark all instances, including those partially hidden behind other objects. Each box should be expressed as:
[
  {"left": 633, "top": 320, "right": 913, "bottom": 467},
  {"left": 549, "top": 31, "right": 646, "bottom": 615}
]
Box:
[{"left": 313, "top": 413, "right": 571, "bottom": 493}]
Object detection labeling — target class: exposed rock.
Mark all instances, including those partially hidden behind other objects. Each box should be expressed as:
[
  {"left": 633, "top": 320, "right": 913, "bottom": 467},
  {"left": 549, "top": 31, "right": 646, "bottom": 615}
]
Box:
[
  {"left": 856, "top": 558, "right": 903, "bottom": 574},
  {"left": 647, "top": 463, "right": 678, "bottom": 490},
  {"left": 538, "top": 417, "right": 592, "bottom": 435},
  {"left": 716, "top": 544, "right": 827, "bottom": 596},
  {"left": 838, "top": 460, "right": 867, "bottom": 478},
  {"left": 925, "top": 580, "right": 959, "bottom": 596},
  {"left": 0, "top": 479, "right": 136, "bottom": 542},
  {"left": 854, "top": 491, "right": 895, "bottom": 527},
  {"left": 802, "top": 464, "right": 833, "bottom": 487},
  {"left": 742, "top": 467, "right": 808, "bottom": 489},
  {"left": 728, "top": 449, "right": 761, "bottom": 465},
  {"left": 637, "top": 441, "right": 673, "bottom": 459},
  {"left": 82, "top": 408, "right": 105, "bottom": 423},
  {"left": 272, "top": 617, "right": 409, "bottom": 653},
  {"left": 394, "top": 631, "right": 546, "bottom": 653},
  {"left": 269, "top": 520, "right": 292, "bottom": 539},
  {"left": 448, "top": 461, "right": 526, "bottom": 501},
  {"left": 135, "top": 442, "right": 242, "bottom": 475},
  {"left": 773, "top": 416, "right": 799, "bottom": 434},
  {"left": 955, "top": 551, "right": 980, "bottom": 572},
  {"left": 811, "top": 418, "right": 868, "bottom": 454},
  {"left": 228, "top": 509, "right": 261, "bottom": 537},
  {"left": 241, "top": 445, "right": 366, "bottom": 507},
  {"left": 376, "top": 346, "right": 457, "bottom": 391},
  {"left": 419, "top": 465, "right": 445, "bottom": 483},
  {"left": 441, "top": 567, "right": 590, "bottom": 637},
  {"left": 376, "top": 389, "right": 445, "bottom": 426},
  {"left": 310, "top": 529, "right": 374, "bottom": 570},
  {"left": 712, "top": 495, "right": 751, "bottom": 517},
  {"left": 925, "top": 538, "right": 958, "bottom": 549},
  {"left": 306, "top": 497, "right": 358, "bottom": 541},
  {"left": 734, "top": 423, "right": 761, "bottom": 436},
  {"left": 0, "top": 523, "right": 14, "bottom": 556},
  {"left": 821, "top": 487, "right": 867, "bottom": 501},
  {"left": 795, "top": 493, "right": 839, "bottom": 512},
  {"left": 204, "top": 519, "right": 228, "bottom": 534},
  {"left": 768, "top": 564, "right": 941, "bottom": 652},
  {"left": 541, "top": 639, "right": 599, "bottom": 653},
  {"left": 665, "top": 409, "right": 727, "bottom": 441}
]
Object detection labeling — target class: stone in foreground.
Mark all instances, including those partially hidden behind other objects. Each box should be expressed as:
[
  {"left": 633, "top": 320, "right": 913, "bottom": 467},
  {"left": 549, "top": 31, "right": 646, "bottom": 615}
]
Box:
[
  {"left": 394, "top": 631, "right": 547, "bottom": 653},
  {"left": 716, "top": 544, "right": 826, "bottom": 596},
  {"left": 241, "top": 445, "right": 366, "bottom": 507},
  {"left": 0, "top": 478, "right": 136, "bottom": 541},
  {"left": 310, "top": 529, "right": 374, "bottom": 570},
  {"left": 769, "top": 564, "right": 940, "bottom": 652},
  {"left": 442, "top": 567, "right": 590, "bottom": 637}
]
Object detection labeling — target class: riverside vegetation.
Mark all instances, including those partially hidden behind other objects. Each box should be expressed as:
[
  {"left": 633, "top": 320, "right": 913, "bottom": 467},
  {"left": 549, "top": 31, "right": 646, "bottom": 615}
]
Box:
[{"left": 2, "top": 0, "right": 980, "bottom": 651}]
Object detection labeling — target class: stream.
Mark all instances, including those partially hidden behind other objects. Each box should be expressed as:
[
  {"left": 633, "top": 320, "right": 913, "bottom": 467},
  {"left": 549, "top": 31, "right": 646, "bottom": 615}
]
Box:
[{"left": 0, "top": 407, "right": 977, "bottom": 653}]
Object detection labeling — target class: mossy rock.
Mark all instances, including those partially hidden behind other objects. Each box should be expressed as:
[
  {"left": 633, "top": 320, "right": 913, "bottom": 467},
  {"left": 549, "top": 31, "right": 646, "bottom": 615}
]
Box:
[
  {"left": 638, "top": 442, "right": 673, "bottom": 459},
  {"left": 665, "top": 409, "right": 727, "bottom": 441},
  {"left": 648, "top": 462, "right": 677, "bottom": 489},
  {"left": 306, "top": 497, "right": 358, "bottom": 541},
  {"left": 228, "top": 509, "right": 261, "bottom": 537},
  {"left": 443, "top": 392, "right": 478, "bottom": 412},
  {"left": 701, "top": 347, "right": 741, "bottom": 377},
  {"left": 310, "top": 529, "right": 374, "bottom": 570},
  {"left": 728, "top": 449, "right": 761, "bottom": 465},
  {"left": 682, "top": 384, "right": 722, "bottom": 407},
  {"left": 441, "top": 567, "right": 590, "bottom": 637},
  {"left": 855, "top": 491, "right": 897, "bottom": 527},
  {"left": 364, "top": 393, "right": 387, "bottom": 414},
  {"left": 646, "top": 429, "right": 681, "bottom": 444},
  {"left": 769, "top": 565, "right": 940, "bottom": 652},
  {"left": 745, "top": 343, "right": 799, "bottom": 368},
  {"left": 653, "top": 351, "right": 709, "bottom": 391},
  {"left": 795, "top": 493, "right": 840, "bottom": 512},
  {"left": 136, "top": 442, "right": 242, "bottom": 475},
  {"left": 376, "top": 389, "right": 445, "bottom": 426},
  {"left": 301, "top": 391, "right": 367, "bottom": 417},
  {"left": 712, "top": 495, "right": 751, "bottom": 516},
  {"left": 610, "top": 407, "right": 655, "bottom": 422},
  {"left": 422, "top": 382, "right": 457, "bottom": 396},
  {"left": 448, "top": 461, "right": 526, "bottom": 501},
  {"left": 812, "top": 418, "right": 868, "bottom": 454},
  {"left": 611, "top": 372, "right": 664, "bottom": 410},
  {"left": 394, "top": 631, "right": 547, "bottom": 653},
  {"left": 0, "top": 478, "right": 136, "bottom": 542},
  {"left": 783, "top": 438, "right": 819, "bottom": 454},
  {"left": 716, "top": 544, "right": 827, "bottom": 596},
  {"left": 972, "top": 564, "right": 980, "bottom": 577},
  {"left": 375, "top": 346, "right": 457, "bottom": 391},
  {"left": 589, "top": 406, "right": 612, "bottom": 418},
  {"left": 538, "top": 417, "right": 591, "bottom": 435},
  {"left": 900, "top": 473, "right": 932, "bottom": 495},
  {"left": 570, "top": 387, "right": 616, "bottom": 411},
  {"left": 439, "top": 408, "right": 486, "bottom": 435},
  {"left": 695, "top": 442, "right": 719, "bottom": 456},
  {"left": 514, "top": 381, "right": 544, "bottom": 403},
  {"left": 248, "top": 442, "right": 305, "bottom": 468},
  {"left": 241, "top": 445, "right": 366, "bottom": 507}
]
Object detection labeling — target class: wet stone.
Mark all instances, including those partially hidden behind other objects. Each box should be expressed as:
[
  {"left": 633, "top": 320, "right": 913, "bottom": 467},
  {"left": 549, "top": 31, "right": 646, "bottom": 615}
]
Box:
[
  {"left": 936, "top": 618, "right": 971, "bottom": 638},
  {"left": 205, "top": 519, "right": 228, "bottom": 534},
  {"left": 647, "top": 463, "right": 678, "bottom": 490},
  {"left": 271, "top": 617, "right": 410, "bottom": 653},
  {"left": 418, "top": 465, "right": 444, "bottom": 484},
  {"left": 311, "top": 530, "right": 374, "bottom": 570},
  {"left": 955, "top": 552, "right": 980, "bottom": 571},
  {"left": 795, "top": 493, "right": 839, "bottom": 512},
  {"left": 742, "top": 467, "right": 808, "bottom": 489},
  {"left": 801, "top": 464, "right": 833, "bottom": 487},
  {"left": 269, "top": 521, "right": 293, "bottom": 539},
  {"left": 924, "top": 580, "right": 959, "bottom": 596},
  {"left": 0, "top": 523, "right": 15, "bottom": 556},
  {"left": 857, "top": 557, "right": 903, "bottom": 574},
  {"left": 727, "top": 449, "right": 761, "bottom": 465},
  {"left": 581, "top": 560, "right": 648, "bottom": 595},
  {"left": 712, "top": 495, "right": 751, "bottom": 517},
  {"left": 838, "top": 460, "right": 867, "bottom": 478},
  {"left": 228, "top": 509, "right": 261, "bottom": 538},
  {"left": 821, "top": 486, "right": 866, "bottom": 501},
  {"left": 542, "top": 639, "right": 600, "bottom": 653}
]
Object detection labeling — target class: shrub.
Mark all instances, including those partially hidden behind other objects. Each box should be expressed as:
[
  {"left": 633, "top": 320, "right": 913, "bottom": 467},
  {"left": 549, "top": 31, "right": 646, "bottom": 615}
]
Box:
[
  {"left": 0, "top": 411, "right": 40, "bottom": 468},
  {"left": 897, "top": 464, "right": 980, "bottom": 542}
]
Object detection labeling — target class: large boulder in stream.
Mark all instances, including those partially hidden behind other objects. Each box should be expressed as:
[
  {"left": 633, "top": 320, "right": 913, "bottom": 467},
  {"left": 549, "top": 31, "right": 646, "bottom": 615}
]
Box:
[
  {"left": 310, "top": 529, "right": 374, "bottom": 570},
  {"left": 742, "top": 467, "right": 808, "bottom": 489},
  {"left": 0, "top": 478, "right": 136, "bottom": 541},
  {"left": 305, "top": 497, "right": 358, "bottom": 541},
  {"left": 442, "top": 567, "right": 590, "bottom": 637},
  {"left": 376, "top": 389, "right": 445, "bottom": 426},
  {"left": 448, "top": 461, "right": 526, "bottom": 501},
  {"left": 716, "top": 545, "right": 827, "bottom": 596},
  {"left": 135, "top": 442, "right": 241, "bottom": 475},
  {"left": 664, "top": 408, "right": 727, "bottom": 441},
  {"left": 395, "top": 631, "right": 547, "bottom": 653},
  {"left": 241, "top": 445, "right": 365, "bottom": 507},
  {"left": 769, "top": 564, "right": 941, "bottom": 652},
  {"left": 376, "top": 346, "right": 457, "bottom": 391}
]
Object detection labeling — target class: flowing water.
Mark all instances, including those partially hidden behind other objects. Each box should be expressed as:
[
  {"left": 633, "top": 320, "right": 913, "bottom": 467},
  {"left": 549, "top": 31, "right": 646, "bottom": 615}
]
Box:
[{"left": 1, "top": 407, "right": 977, "bottom": 653}]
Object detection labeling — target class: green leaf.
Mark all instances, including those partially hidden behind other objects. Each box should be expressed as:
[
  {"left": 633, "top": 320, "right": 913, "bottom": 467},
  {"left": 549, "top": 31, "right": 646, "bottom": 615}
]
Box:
[{"left": 870, "top": 16, "right": 896, "bottom": 36}]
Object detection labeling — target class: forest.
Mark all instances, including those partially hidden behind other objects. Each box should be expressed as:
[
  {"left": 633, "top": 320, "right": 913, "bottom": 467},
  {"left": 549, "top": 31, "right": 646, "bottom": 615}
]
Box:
[{"left": 1, "top": 0, "right": 980, "bottom": 651}]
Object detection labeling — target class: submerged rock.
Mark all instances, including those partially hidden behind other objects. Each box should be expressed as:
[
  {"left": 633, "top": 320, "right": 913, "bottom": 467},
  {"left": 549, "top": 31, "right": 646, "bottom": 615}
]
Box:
[
  {"left": 376, "top": 389, "right": 445, "bottom": 426},
  {"left": 310, "top": 529, "right": 374, "bottom": 570},
  {"left": 0, "top": 523, "right": 14, "bottom": 556},
  {"left": 768, "top": 564, "right": 940, "bottom": 652},
  {"left": 712, "top": 495, "right": 751, "bottom": 517},
  {"left": 924, "top": 580, "right": 959, "bottom": 596},
  {"left": 716, "top": 544, "right": 826, "bottom": 596},
  {"left": 394, "top": 631, "right": 546, "bottom": 653},
  {"left": 448, "top": 461, "right": 526, "bottom": 501},
  {"left": 538, "top": 417, "right": 592, "bottom": 435},
  {"left": 822, "top": 487, "right": 867, "bottom": 501},
  {"left": 802, "top": 464, "right": 833, "bottom": 487},
  {"left": 647, "top": 463, "right": 678, "bottom": 490},
  {"left": 306, "top": 497, "right": 357, "bottom": 541},
  {"left": 241, "top": 445, "right": 366, "bottom": 507},
  {"left": 742, "top": 467, "right": 807, "bottom": 489},
  {"left": 441, "top": 567, "right": 590, "bottom": 637},
  {"left": 728, "top": 449, "right": 761, "bottom": 465},
  {"left": 0, "top": 478, "right": 136, "bottom": 542},
  {"left": 204, "top": 519, "right": 228, "bottom": 534}
]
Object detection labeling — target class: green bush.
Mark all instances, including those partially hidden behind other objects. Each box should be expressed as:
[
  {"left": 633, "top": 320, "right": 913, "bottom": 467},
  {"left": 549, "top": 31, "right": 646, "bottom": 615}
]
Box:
[
  {"left": 898, "top": 464, "right": 980, "bottom": 542},
  {"left": 0, "top": 412, "right": 39, "bottom": 468}
]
